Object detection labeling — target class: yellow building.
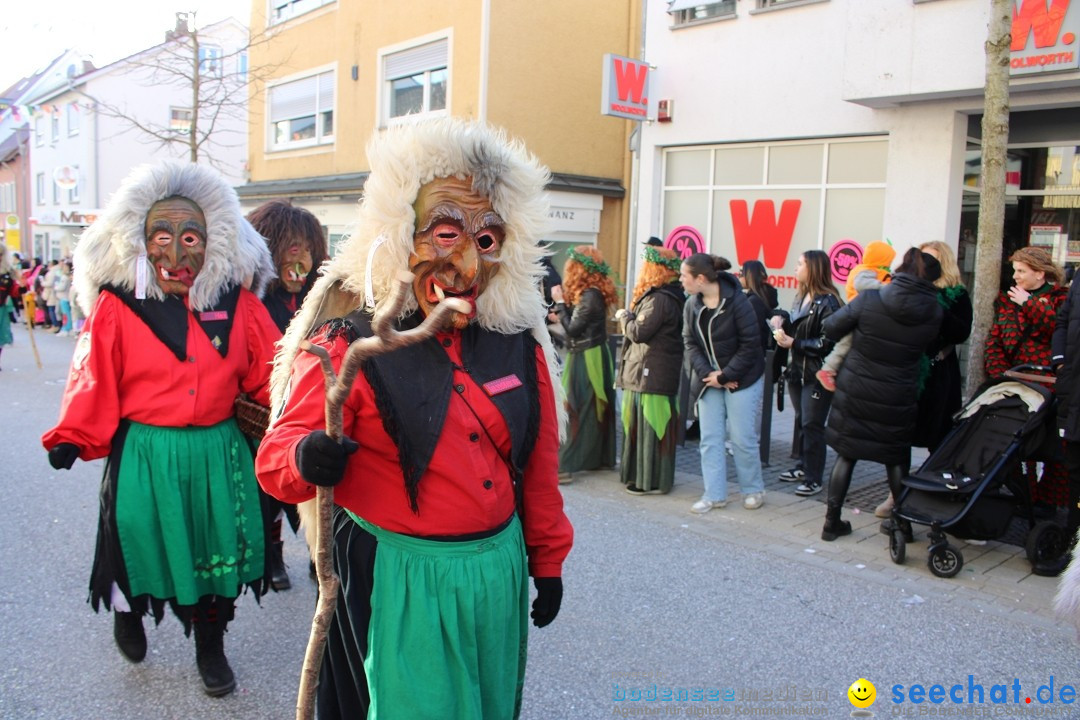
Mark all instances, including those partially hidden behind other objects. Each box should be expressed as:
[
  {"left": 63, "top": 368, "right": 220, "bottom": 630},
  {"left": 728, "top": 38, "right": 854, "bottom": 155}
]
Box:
[{"left": 240, "top": 0, "right": 640, "bottom": 282}]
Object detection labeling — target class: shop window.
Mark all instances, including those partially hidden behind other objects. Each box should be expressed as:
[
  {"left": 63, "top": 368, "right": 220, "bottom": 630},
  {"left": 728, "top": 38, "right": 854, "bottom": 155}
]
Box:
[
  {"left": 268, "top": 69, "right": 335, "bottom": 151},
  {"left": 713, "top": 147, "right": 765, "bottom": 186},
  {"left": 36, "top": 173, "right": 45, "bottom": 204},
  {"left": 769, "top": 144, "right": 824, "bottom": 185},
  {"left": 381, "top": 38, "right": 448, "bottom": 125},
  {"left": 664, "top": 190, "right": 710, "bottom": 236},
  {"left": 50, "top": 112, "right": 60, "bottom": 143},
  {"left": 823, "top": 189, "right": 886, "bottom": 248},
  {"left": 668, "top": 0, "right": 736, "bottom": 27},
  {"left": 269, "top": 0, "right": 335, "bottom": 26},
  {"left": 68, "top": 165, "right": 80, "bottom": 204},
  {"left": 828, "top": 141, "right": 888, "bottom": 184},
  {"left": 34, "top": 117, "right": 44, "bottom": 147},
  {"left": 666, "top": 150, "right": 711, "bottom": 186}
]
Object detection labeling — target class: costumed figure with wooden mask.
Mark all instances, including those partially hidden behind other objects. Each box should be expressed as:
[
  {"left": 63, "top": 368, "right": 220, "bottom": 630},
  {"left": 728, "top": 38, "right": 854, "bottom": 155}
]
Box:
[
  {"left": 256, "top": 117, "right": 573, "bottom": 720},
  {"left": 42, "top": 160, "right": 280, "bottom": 697}
]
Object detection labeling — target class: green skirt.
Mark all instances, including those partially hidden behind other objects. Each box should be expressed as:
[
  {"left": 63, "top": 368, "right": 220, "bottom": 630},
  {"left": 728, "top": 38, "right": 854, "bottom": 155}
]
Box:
[
  {"left": 620, "top": 391, "right": 679, "bottom": 493},
  {"left": 115, "top": 419, "right": 265, "bottom": 605},
  {"left": 559, "top": 342, "right": 616, "bottom": 473},
  {"left": 347, "top": 512, "right": 529, "bottom": 720}
]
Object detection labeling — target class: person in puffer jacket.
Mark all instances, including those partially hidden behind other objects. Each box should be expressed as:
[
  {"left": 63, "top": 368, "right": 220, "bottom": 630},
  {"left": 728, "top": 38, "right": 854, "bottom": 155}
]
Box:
[
  {"left": 817, "top": 248, "right": 943, "bottom": 542},
  {"left": 681, "top": 253, "right": 765, "bottom": 513}
]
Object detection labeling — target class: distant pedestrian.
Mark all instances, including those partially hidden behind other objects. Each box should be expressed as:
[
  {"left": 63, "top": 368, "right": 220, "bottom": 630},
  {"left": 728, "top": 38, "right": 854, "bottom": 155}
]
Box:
[
  {"left": 0, "top": 243, "right": 16, "bottom": 369},
  {"left": 616, "top": 245, "right": 684, "bottom": 495}
]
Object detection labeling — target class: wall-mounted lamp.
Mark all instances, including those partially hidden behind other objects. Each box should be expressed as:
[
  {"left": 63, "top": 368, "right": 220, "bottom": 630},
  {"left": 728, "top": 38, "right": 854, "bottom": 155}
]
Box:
[{"left": 351, "top": 65, "right": 359, "bottom": 81}]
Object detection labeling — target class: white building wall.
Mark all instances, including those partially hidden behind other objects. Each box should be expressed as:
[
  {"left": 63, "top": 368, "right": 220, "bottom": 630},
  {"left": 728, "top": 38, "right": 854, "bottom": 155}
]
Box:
[{"left": 634, "top": 0, "right": 1080, "bottom": 294}]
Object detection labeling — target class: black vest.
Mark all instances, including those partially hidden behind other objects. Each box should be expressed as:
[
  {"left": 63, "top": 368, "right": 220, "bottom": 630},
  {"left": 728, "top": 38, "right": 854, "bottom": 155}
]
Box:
[{"left": 326, "top": 310, "right": 542, "bottom": 513}]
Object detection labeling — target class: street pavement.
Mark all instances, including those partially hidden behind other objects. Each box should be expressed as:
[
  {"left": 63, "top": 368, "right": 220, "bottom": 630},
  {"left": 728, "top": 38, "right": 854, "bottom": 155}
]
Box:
[{"left": 2, "top": 323, "right": 1079, "bottom": 719}]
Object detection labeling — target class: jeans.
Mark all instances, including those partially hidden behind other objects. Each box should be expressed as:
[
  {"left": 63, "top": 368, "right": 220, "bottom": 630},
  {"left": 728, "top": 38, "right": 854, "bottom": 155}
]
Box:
[
  {"left": 787, "top": 374, "right": 832, "bottom": 488},
  {"left": 59, "top": 299, "right": 71, "bottom": 332},
  {"left": 698, "top": 376, "right": 764, "bottom": 501}
]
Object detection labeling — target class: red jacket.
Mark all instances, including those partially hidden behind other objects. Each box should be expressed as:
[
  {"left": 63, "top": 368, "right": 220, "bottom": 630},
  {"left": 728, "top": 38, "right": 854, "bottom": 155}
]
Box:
[
  {"left": 256, "top": 327, "right": 573, "bottom": 578},
  {"left": 42, "top": 288, "right": 279, "bottom": 459}
]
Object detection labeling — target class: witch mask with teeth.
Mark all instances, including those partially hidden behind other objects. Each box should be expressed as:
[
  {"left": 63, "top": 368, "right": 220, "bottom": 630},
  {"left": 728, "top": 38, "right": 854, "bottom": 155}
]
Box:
[
  {"left": 145, "top": 196, "right": 207, "bottom": 296},
  {"left": 409, "top": 175, "right": 505, "bottom": 331}
]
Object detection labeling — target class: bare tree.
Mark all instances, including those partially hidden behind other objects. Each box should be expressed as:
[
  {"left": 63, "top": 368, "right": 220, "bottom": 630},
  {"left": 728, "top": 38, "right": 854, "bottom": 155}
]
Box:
[
  {"left": 965, "top": 0, "right": 1012, "bottom": 397},
  {"left": 78, "top": 12, "right": 285, "bottom": 172}
]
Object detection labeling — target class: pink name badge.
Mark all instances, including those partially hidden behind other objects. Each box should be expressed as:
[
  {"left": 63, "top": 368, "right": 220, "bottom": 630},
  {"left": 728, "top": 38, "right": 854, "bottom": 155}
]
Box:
[
  {"left": 483, "top": 374, "right": 523, "bottom": 396},
  {"left": 199, "top": 311, "right": 228, "bottom": 322}
]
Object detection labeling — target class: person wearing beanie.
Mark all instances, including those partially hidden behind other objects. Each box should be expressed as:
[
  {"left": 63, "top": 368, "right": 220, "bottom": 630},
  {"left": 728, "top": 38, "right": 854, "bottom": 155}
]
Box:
[
  {"left": 814, "top": 240, "right": 896, "bottom": 393},
  {"left": 817, "top": 248, "right": 943, "bottom": 543},
  {"left": 255, "top": 118, "right": 573, "bottom": 718}
]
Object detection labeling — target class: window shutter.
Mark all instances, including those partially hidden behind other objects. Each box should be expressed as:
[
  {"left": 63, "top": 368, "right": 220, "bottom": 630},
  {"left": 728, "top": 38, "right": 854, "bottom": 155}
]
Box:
[
  {"left": 270, "top": 75, "right": 317, "bottom": 122},
  {"left": 384, "top": 39, "right": 448, "bottom": 80},
  {"left": 317, "top": 71, "right": 334, "bottom": 112}
]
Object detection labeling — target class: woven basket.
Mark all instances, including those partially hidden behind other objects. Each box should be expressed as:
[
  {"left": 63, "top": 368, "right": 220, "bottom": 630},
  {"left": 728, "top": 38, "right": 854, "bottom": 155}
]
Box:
[{"left": 235, "top": 394, "right": 271, "bottom": 441}]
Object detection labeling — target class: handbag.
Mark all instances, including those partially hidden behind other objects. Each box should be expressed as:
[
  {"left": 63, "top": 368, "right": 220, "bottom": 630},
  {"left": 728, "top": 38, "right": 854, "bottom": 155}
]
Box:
[{"left": 34, "top": 307, "right": 46, "bottom": 324}]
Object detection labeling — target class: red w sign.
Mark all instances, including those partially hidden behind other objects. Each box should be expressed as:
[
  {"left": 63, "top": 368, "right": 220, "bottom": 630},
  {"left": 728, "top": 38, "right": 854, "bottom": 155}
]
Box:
[
  {"left": 729, "top": 199, "right": 801, "bottom": 269},
  {"left": 1012, "top": 0, "right": 1071, "bottom": 50},
  {"left": 601, "top": 53, "right": 650, "bottom": 120}
]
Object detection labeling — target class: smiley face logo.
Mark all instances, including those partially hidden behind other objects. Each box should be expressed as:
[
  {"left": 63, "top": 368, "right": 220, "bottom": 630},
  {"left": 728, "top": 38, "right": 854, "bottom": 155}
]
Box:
[{"left": 848, "top": 678, "right": 876, "bottom": 709}]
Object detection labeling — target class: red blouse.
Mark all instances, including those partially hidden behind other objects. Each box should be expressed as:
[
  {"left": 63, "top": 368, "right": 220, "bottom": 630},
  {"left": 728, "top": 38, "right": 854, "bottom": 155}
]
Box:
[
  {"left": 42, "top": 289, "right": 280, "bottom": 460},
  {"left": 255, "top": 328, "right": 573, "bottom": 578}
]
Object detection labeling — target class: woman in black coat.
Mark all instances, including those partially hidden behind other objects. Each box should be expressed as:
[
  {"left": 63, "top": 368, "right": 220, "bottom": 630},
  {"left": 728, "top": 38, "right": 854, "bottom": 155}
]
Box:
[
  {"left": 770, "top": 250, "right": 843, "bottom": 497},
  {"left": 553, "top": 245, "right": 619, "bottom": 476},
  {"left": 818, "top": 248, "right": 944, "bottom": 541}
]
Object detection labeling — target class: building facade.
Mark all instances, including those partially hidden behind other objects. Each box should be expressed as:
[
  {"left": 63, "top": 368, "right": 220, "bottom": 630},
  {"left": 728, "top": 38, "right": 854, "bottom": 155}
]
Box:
[
  {"left": 24, "top": 18, "right": 249, "bottom": 260},
  {"left": 242, "top": 0, "right": 638, "bottom": 282},
  {"left": 636, "top": 0, "right": 1080, "bottom": 306}
]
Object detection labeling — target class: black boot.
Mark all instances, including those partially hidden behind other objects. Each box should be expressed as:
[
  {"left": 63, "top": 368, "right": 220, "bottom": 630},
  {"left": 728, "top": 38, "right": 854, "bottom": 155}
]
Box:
[
  {"left": 269, "top": 541, "right": 291, "bottom": 591},
  {"left": 194, "top": 620, "right": 236, "bottom": 697},
  {"left": 113, "top": 611, "right": 146, "bottom": 663},
  {"left": 821, "top": 502, "right": 851, "bottom": 542}
]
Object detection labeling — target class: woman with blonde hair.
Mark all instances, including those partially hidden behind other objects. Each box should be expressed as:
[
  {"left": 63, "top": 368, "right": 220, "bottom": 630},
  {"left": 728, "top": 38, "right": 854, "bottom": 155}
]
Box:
[
  {"left": 615, "top": 245, "right": 684, "bottom": 495},
  {"left": 912, "top": 242, "right": 973, "bottom": 447},
  {"left": 553, "top": 245, "right": 619, "bottom": 476},
  {"left": 985, "top": 245, "right": 1068, "bottom": 518}
]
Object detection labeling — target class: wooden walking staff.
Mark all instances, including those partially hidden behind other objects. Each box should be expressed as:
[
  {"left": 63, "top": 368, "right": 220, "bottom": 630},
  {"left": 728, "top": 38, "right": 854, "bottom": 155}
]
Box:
[
  {"left": 295, "top": 270, "right": 469, "bottom": 720},
  {"left": 24, "top": 306, "right": 43, "bottom": 370}
]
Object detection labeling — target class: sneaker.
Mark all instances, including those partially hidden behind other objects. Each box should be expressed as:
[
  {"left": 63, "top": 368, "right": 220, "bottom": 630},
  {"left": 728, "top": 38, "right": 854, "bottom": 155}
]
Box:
[
  {"left": 778, "top": 467, "right": 805, "bottom": 482},
  {"left": 690, "top": 498, "right": 727, "bottom": 514},
  {"left": 743, "top": 492, "right": 765, "bottom": 510},
  {"left": 815, "top": 368, "right": 836, "bottom": 392},
  {"left": 794, "top": 482, "right": 822, "bottom": 496}
]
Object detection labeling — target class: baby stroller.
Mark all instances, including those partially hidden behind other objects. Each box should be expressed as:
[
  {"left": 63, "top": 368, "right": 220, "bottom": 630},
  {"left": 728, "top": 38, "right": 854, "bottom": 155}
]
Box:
[{"left": 888, "top": 365, "right": 1070, "bottom": 578}]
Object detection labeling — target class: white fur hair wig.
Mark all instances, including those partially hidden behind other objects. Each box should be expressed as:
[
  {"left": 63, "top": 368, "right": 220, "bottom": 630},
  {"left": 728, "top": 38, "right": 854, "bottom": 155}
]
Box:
[
  {"left": 335, "top": 115, "right": 551, "bottom": 329},
  {"left": 73, "top": 160, "right": 274, "bottom": 316},
  {"left": 272, "top": 117, "right": 566, "bottom": 436}
]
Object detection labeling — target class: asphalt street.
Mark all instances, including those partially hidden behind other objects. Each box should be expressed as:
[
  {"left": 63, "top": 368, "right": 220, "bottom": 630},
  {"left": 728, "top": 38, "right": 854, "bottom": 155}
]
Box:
[{"left": 2, "top": 326, "right": 1079, "bottom": 719}]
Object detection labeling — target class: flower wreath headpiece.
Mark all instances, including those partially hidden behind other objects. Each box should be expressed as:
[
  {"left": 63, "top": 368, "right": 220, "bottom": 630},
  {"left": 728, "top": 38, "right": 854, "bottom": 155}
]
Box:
[
  {"left": 567, "top": 247, "right": 611, "bottom": 276},
  {"left": 643, "top": 245, "right": 681, "bottom": 272}
]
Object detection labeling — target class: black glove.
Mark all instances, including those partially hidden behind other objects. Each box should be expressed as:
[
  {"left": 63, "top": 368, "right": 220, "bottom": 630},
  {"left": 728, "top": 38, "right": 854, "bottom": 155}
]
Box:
[
  {"left": 48, "top": 443, "right": 80, "bottom": 470},
  {"left": 295, "top": 431, "right": 359, "bottom": 487},
  {"left": 531, "top": 577, "right": 563, "bottom": 628}
]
